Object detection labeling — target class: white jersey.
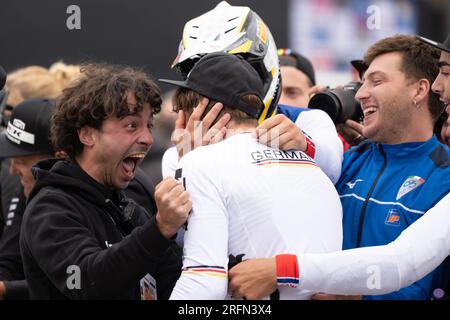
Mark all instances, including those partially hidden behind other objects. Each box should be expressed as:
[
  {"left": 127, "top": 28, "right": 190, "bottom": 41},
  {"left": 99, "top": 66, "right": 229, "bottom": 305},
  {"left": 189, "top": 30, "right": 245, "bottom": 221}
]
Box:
[
  {"left": 298, "top": 193, "right": 450, "bottom": 295},
  {"left": 161, "top": 146, "right": 178, "bottom": 179},
  {"left": 161, "top": 108, "right": 343, "bottom": 183},
  {"left": 169, "top": 133, "right": 343, "bottom": 300}
]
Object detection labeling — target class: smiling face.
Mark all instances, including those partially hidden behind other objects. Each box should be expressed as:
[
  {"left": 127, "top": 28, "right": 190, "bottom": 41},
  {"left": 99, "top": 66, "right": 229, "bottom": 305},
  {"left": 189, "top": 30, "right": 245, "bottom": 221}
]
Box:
[
  {"left": 79, "top": 92, "right": 153, "bottom": 190},
  {"left": 355, "top": 52, "right": 423, "bottom": 144}
]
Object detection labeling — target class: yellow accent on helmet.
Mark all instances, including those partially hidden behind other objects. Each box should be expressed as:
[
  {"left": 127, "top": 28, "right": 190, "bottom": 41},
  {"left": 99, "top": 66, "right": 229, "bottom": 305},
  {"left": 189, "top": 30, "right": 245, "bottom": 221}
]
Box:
[
  {"left": 258, "top": 20, "right": 267, "bottom": 44},
  {"left": 258, "top": 97, "right": 274, "bottom": 124},
  {"left": 228, "top": 40, "right": 253, "bottom": 54}
]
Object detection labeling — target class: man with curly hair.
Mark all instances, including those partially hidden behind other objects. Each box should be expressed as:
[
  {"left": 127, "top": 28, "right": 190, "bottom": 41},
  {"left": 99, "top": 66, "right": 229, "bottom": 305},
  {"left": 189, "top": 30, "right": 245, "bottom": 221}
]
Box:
[{"left": 19, "top": 64, "right": 190, "bottom": 299}]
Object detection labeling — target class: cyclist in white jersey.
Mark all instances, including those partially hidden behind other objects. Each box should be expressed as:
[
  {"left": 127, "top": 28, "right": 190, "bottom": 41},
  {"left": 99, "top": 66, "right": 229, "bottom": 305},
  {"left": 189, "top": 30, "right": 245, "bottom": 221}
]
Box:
[{"left": 159, "top": 52, "right": 343, "bottom": 300}]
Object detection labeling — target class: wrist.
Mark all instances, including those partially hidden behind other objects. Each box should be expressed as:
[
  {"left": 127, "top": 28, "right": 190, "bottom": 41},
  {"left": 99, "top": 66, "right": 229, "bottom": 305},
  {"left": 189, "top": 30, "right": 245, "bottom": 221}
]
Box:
[
  {"left": 275, "top": 254, "right": 299, "bottom": 287},
  {"left": 155, "top": 213, "right": 176, "bottom": 239}
]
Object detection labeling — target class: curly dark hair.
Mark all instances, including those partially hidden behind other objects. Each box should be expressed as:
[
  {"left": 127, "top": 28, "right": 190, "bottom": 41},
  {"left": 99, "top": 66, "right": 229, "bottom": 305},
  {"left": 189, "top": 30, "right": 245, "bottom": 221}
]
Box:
[{"left": 51, "top": 63, "right": 162, "bottom": 159}]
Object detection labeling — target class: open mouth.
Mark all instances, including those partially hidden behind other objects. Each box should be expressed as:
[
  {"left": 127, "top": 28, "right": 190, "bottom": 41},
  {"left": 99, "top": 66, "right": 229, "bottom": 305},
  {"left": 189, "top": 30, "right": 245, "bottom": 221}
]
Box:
[
  {"left": 122, "top": 152, "right": 146, "bottom": 177},
  {"left": 363, "top": 106, "right": 378, "bottom": 117}
]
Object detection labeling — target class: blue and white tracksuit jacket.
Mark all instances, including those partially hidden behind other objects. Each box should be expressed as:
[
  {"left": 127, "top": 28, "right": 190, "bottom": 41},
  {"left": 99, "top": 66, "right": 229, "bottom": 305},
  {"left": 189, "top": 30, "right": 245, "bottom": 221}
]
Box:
[{"left": 336, "top": 136, "right": 450, "bottom": 299}]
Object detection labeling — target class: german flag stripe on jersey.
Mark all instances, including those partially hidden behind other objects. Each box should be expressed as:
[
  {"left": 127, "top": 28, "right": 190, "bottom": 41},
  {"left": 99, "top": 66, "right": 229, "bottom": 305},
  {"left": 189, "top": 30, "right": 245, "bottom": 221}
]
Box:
[
  {"left": 255, "top": 161, "right": 319, "bottom": 168},
  {"left": 182, "top": 265, "right": 227, "bottom": 278}
]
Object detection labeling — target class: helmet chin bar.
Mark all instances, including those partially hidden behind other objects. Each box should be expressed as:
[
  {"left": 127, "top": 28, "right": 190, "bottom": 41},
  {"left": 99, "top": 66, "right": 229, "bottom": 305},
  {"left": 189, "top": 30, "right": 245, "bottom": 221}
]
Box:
[{"left": 258, "top": 73, "right": 282, "bottom": 124}]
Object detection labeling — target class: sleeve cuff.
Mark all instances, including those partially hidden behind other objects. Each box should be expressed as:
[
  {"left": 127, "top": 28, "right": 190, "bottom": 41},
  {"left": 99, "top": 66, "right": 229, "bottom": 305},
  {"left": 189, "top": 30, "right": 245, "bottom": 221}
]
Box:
[
  {"left": 304, "top": 135, "right": 316, "bottom": 159},
  {"left": 276, "top": 254, "right": 299, "bottom": 287}
]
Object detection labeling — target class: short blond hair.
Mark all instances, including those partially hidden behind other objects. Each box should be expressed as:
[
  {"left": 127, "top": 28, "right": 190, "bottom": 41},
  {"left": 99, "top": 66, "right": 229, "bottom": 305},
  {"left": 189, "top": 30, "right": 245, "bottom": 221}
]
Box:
[{"left": 6, "top": 62, "right": 81, "bottom": 106}]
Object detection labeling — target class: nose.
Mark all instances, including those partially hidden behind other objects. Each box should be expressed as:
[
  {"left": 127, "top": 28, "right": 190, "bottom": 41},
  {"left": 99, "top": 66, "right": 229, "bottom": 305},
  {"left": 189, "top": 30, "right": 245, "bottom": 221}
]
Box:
[
  {"left": 138, "top": 127, "right": 153, "bottom": 147},
  {"left": 431, "top": 74, "right": 443, "bottom": 95},
  {"left": 355, "top": 82, "right": 369, "bottom": 102}
]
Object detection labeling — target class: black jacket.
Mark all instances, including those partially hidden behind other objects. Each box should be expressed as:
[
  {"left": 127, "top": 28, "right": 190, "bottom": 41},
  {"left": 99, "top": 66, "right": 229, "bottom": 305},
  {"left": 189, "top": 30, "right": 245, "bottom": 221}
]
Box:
[
  {"left": 20, "top": 159, "right": 181, "bottom": 300},
  {"left": 0, "top": 158, "right": 21, "bottom": 237},
  {"left": 0, "top": 189, "right": 29, "bottom": 299}
]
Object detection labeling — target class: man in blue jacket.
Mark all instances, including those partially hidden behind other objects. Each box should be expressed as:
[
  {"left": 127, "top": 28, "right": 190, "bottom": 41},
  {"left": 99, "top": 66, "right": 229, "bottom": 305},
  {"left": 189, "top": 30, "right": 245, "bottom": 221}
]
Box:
[
  {"left": 228, "top": 34, "right": 450, "bottom": 300},
  {"left": 336, "top": 34, "right": 450, "bottom": 300}
]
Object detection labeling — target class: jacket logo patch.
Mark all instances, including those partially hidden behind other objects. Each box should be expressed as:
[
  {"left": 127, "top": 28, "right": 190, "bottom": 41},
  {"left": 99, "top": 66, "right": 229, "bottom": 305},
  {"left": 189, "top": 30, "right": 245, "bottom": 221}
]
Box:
[
  {"left": 385, "top": 209, "right": 401, "bottom": 226},
  {"left": 346, "top": 179, "right": 363, "bottom": 189},
  {"left": 396, "top": 176, "right": 425, "bottom": 200}
]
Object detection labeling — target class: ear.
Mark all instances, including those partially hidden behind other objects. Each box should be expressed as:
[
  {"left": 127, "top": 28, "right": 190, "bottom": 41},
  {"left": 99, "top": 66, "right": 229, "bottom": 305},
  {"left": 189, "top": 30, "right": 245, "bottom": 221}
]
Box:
[
  {"left": 78, "top": 127, "right": 96, "bottom": 147},
  {"left": 413, "top": 79, "right": 431, "bottom": 105}
]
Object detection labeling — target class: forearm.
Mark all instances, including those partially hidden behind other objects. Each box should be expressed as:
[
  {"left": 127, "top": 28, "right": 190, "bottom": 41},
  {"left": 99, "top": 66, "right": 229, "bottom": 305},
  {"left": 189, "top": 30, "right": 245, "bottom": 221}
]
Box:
[
  {"left": 229, "top": 197, "right": 450, "bottom": 299},
  {"left": 27, "top": 215, "right": 172, "bottom": 299},
  {"left": 73, "top": 217, "right": 172, "bottom": 298},
  {"left": 298, "top": 245, "right": 402, "bottom": 295},
  {"left": 299, "top": 194, "right": 450, "bottom": 295}
]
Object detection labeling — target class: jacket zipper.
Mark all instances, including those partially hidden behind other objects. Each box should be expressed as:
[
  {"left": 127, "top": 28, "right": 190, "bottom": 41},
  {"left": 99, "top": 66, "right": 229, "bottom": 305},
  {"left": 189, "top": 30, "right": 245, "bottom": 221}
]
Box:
[
  {"left": 356, "top": 144, "right": 387, "bottom": 248},
  {"left": 103, "top": 199, "right": 126, "bottom": 238}
]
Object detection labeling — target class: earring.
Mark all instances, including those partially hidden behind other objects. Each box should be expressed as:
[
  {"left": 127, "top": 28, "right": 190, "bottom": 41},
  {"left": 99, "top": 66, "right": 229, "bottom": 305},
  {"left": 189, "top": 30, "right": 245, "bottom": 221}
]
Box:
[{"left": 414, "top": 100, "right": 420, "bottom": 109}]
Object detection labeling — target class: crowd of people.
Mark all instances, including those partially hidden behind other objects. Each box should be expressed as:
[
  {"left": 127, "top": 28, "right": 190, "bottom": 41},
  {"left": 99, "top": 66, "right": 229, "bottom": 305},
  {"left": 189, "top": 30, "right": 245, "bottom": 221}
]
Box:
[{"left": 0, "top": 1, "right": 449, "bottom": 300}]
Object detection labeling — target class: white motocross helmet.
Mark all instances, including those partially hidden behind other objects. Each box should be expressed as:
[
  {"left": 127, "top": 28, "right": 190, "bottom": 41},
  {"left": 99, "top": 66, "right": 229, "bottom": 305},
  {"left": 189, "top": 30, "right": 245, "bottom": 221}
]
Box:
[{"left": 172, "top": 1, "right": 281, "bottom": 122}]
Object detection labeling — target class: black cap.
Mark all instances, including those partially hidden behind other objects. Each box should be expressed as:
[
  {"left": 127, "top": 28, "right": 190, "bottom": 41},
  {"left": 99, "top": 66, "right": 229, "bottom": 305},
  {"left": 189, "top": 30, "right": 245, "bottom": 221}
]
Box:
[
  {"left": 277, "top": 48, "right": 316, "bottom": 86},
  {"left": 417, "top": 33, "right": 450, "bottom": 54},
  {"left": 0, "top": 98, "right": 55, "bottom": 159},
  {"left": 159, "top": 52, "right": 264, "bottom": 119}
]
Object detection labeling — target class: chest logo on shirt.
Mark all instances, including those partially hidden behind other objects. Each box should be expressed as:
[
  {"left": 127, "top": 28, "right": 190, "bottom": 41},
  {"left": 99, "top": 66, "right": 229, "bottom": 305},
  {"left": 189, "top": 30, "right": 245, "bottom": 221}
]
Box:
[
  {"left": 250, "top": 149, "right": 317, "bottom": 167},
  {"left": 385, "top": 209, "right": 401, "bottom": 227},
  {"left": 396, "top": 176, "right": 425, "bottom": 200},
  {"left": 346, "top": 179, "right": 363, "bottom": 189}
]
